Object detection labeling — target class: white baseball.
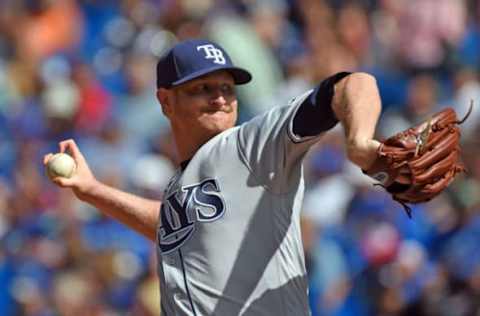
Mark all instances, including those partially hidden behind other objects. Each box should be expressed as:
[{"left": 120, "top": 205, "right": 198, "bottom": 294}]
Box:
[{"left": 47, "top": 153, "right": 76, "bottom": 179}]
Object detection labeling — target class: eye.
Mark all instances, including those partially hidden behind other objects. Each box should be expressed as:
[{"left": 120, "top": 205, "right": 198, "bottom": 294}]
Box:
[
  {"left": 189, "top": 84, "right": 209, "bottom": 95},
  {"left": 220, "top": 84, "right": 234, "bottom": 95},
  {"left": 199, "top": 84, "right": 210, "bottom": 93}
]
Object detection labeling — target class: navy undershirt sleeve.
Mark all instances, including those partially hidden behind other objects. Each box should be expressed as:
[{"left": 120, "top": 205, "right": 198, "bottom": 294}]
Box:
[{"left": 293, "top": 72, "right": 352, "bottom": 137}]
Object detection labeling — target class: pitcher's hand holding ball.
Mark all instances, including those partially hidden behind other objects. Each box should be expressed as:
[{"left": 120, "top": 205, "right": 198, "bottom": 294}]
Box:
[
  {"left": 44, "top": 139, "right": 97, "bottom": 200},
  {"left": 46, "top": 153, "right": 76, "bottom": 179}
]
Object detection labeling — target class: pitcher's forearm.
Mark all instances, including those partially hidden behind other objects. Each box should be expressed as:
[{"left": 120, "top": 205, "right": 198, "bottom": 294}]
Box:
[
  {"left": 332, "top": 72, "right": 382, "bottom": 169},
  {"left": 332, "top": 72, "right": 381, "bottom": 143},
  {"left": 79, "top": 180, "right": 161, "bottom": 241}
]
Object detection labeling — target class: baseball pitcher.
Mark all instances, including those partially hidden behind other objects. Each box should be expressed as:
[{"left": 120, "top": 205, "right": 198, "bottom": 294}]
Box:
[{"left": 45, "top": 39, "right": 466, "bottom": 315}]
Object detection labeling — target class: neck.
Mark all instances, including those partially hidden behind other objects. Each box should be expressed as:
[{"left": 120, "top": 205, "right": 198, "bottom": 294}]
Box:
[{"left": 172, "top": 128, "right": 215, "bottom": 163}]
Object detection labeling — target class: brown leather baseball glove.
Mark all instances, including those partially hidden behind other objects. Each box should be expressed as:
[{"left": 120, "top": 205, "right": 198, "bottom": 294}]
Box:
[{"left": 365, "top": 104, "right": 473, "bottom": 217}]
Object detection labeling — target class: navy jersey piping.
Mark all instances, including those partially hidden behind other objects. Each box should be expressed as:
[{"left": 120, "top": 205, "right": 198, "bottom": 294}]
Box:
[
  {"left": 179, "top": 249, "right": 198, "bottom": 315},
  {"left": 180, "top": 159, "right": 191, "bottom": 171}
]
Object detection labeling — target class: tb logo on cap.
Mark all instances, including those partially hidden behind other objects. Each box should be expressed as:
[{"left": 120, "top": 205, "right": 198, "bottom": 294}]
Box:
[{"left": 197, "top": 44, "right": 226, "bottom": 65}]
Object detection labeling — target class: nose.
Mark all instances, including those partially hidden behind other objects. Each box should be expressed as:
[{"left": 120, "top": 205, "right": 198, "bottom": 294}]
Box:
[{"left": 209, "top": 90, "right": 227, "bottom": 106}]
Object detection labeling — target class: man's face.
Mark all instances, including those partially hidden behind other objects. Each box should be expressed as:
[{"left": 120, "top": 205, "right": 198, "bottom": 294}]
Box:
[{"left": 162, "top": 71, "right": 238, "bottom": 139}]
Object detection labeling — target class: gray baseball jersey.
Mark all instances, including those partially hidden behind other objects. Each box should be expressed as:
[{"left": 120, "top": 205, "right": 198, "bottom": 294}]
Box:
[{"left": 156, "top": 90, "right": 323, "bottom": 316}]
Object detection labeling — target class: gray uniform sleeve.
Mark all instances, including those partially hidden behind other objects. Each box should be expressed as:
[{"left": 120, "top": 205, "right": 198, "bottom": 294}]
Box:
[{"left": 237, "top": 90, "right": 323, "bottom": 194}]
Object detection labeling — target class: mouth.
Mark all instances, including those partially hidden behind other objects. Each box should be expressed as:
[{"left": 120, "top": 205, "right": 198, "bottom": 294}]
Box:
[{"left": 204, "top": 106, "right": 233, "bottom": 114}]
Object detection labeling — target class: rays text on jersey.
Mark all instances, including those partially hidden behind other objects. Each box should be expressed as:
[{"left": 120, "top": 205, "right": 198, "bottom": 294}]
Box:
[{"left": 158, "top": 178, "right": 226, "bottom": 253}]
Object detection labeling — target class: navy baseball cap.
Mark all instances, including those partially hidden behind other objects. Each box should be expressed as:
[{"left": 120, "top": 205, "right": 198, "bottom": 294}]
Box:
[{"left": 156, "top": 39, "right": 252, "bottom": 89}]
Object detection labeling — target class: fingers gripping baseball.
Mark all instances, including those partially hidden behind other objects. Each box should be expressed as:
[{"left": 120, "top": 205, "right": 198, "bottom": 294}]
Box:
[{"left": 44, "top": 139, "right": 97, "bottom": 197}]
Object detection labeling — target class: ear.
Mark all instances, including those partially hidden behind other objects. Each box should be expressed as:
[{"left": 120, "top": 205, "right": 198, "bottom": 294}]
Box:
[{"left": 157, "top": 88, "right": 173, "bottom": 117}]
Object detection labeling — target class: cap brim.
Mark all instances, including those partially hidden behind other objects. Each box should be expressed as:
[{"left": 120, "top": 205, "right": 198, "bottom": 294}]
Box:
[{"left": 171, "top": 66, "right": 252, "bottom": 87}]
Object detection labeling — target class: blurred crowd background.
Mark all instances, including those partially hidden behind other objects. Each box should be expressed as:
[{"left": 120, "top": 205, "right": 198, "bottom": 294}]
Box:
[{"left": 1, "top": 0, "right": 480, "bottom": 315}]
